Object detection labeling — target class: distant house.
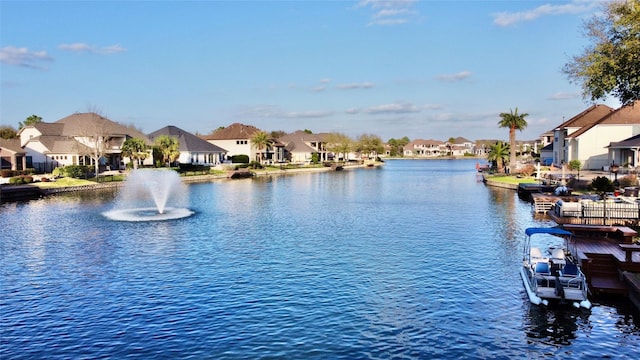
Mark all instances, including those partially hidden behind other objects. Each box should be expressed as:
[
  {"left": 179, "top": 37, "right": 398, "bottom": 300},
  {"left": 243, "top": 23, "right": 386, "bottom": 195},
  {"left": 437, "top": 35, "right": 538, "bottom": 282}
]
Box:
[
  {"left": 540, "top": 143, "right": 553, "bottom": 166},
  {"left": 147, "top": 126, "right": 227, "bottom": 166},
  {"left": 403, "top": 139, "right": 445, "bottom": 157},
  {"left": 201, "top": 123, "right": 285, "bottom": 164},
  {"left": 278, "top": 131, "right": 330, "bottom": 163},
  {"left": 0, "top": 138, "right": 26, "bottom": 171},
  {"left": 17, "top": 112, "right": 152, "bottom": 173},
  {"left": 550, "top": 101, "right": 640, "bottom": 170}
]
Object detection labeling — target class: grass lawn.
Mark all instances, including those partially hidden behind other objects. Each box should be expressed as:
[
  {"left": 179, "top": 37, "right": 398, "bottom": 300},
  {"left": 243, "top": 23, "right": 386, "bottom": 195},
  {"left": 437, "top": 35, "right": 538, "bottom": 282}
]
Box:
[
  {"left": 486, "top": 175, "right": 539, "bottom": 185},
  {"left": 34, "top": 177, "right": 97, "bottom": 189}
]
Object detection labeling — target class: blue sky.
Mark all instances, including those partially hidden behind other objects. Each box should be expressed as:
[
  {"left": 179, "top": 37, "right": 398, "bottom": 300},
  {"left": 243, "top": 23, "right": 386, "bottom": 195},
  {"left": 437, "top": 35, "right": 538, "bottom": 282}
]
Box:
[{"left": 0, "top": 0, "right": 620, "bottom": 142}]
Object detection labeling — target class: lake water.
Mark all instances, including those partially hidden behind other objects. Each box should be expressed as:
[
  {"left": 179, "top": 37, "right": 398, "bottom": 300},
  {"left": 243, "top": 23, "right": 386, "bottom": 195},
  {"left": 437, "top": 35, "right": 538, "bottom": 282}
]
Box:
[{"left": 1, "top": 159, "right": 639, "bottom": 359}]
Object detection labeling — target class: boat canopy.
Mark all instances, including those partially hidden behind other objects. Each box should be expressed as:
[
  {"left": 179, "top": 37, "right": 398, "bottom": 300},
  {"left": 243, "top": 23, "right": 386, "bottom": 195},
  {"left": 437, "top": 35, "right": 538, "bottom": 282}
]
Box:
[{"left": 525, "top": 227, "right": 573, "bottom": 237}]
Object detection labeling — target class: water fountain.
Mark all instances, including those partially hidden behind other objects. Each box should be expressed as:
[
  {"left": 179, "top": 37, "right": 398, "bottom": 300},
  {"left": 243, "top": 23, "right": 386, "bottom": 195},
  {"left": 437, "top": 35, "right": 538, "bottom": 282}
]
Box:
[{"left": 103, "top": 169, "right": 194, "bottom": 221}]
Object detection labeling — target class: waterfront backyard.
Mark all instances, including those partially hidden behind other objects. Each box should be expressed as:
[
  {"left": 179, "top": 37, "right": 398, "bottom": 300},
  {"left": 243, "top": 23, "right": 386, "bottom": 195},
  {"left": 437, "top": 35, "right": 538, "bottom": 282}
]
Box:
[{"left": 1, "top": 159, "right": 638, "bottom": 359}]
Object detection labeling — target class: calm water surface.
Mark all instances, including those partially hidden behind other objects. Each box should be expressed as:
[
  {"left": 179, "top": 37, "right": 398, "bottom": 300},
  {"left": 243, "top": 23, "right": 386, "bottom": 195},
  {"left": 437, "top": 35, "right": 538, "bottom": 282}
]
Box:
[{"left": 1, "top": 159, "right": 639, "bottom": 359}]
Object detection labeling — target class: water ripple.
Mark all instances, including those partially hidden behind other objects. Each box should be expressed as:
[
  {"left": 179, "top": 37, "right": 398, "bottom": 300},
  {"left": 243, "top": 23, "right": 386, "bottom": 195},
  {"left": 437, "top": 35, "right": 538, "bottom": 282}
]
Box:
[{"left": 1, "top": 160, "right": 639, "bottom": 359}]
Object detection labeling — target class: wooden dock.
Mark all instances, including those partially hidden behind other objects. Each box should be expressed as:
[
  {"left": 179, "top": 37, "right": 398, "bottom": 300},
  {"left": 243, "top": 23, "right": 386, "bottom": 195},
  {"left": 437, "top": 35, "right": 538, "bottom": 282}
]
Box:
[{"left": 562, "top": 225, "right": 640, "bottom": 297}]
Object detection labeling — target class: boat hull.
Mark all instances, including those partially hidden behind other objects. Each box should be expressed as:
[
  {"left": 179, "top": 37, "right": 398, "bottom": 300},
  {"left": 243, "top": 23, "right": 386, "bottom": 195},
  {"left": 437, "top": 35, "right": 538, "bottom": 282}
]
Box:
[{"left": 520, "top": 265, "right": 591, "bottom": 309}]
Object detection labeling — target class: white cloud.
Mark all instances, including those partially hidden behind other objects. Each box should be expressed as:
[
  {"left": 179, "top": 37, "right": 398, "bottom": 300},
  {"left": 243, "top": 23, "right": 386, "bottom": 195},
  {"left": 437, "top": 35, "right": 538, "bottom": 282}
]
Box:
[
  {"left": 492, "top": 0, "right": 600, "bottom": 27},
  {"left": 58, "top": 43, "right": 127, "bottom": 54},
  {"left": 241, "top": 105, "right": 333, "bottom": 119},
  {"left": 357, "top": 0, "right": 419, "bottom": 26},
  {"left": 436, "top": 71, "right": 473, "bottom": 82},
  {"left": 0, "top": 46, "right": 52, "bottom": 69},
  {"left": 363, "top": 102, "right": 421, "bottom": 114},
  {"left": 336, "top": 82, "right": 375, "bottom": 90},
  {"left": 548, "top": 92, "right": 580, "bottom": 100}
]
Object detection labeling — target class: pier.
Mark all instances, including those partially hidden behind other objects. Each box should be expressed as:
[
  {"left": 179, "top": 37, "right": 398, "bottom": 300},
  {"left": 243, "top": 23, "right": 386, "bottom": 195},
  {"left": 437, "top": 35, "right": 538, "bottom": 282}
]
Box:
[{"left": 561, "top": 225, "right": 640, "bottom": 298}]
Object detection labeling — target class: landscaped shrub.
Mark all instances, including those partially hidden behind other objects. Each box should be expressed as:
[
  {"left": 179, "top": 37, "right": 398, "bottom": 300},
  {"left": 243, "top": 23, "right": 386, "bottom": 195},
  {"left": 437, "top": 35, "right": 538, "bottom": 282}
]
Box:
[
  {"left": 54, "top": 165, "right": 90, "bottom": 178},
  {"left": 518, "top": 164, "right": 535, "bottom": 177},
  {"left": 590, "top": 176, "right": 614, "bottom": 192},
  {"left": 8, "top": 176, "right": 33, "bottom": 185},
  {"left": 618, "top": 175, "right": 638, "bottom": 188},
  {"left": 231, "top": 155, "right": 249, "bottom": 164},
  {"left": 52, "top": 167, "right": 64, "bottom": 177},
  {"left": 1, "top": 169, "right": 16, "bottom": 178}
]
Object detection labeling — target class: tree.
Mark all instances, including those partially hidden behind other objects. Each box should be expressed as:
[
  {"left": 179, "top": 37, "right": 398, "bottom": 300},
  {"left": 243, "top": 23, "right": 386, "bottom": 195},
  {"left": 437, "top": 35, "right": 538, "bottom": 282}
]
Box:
[
  {"left": 569, "top": 159, "right": 582, "bottom": 180},
  {"left": 251, "top": 131, "right": 270, "bottom": 164},
  {"left": 498, "top": 108, "right": 528, "bottom": 173},
  {"left": 0, "top": 125, "right": 18, "bottom": 139},
  {"left": 18, "top": 114, "right": 42, "bottom": 129},
  {"left": 121, "top": 137, "right": 148, "bottom": 169},
  {"left": 154, "top": 135, "right": 180, "bottom": 167},
  {"left": 74, "top": 111, "right": 113, "bottom": 177},
  {"left": 387, "top": 136, "right": 410, "bottom": 157},
  {"left": 562, "top": 0, "right": 640, "bottom": 105},
  {"left": 325, "top": 132, "right": 353, "bottom": 161},
  {"left": 487, "top": 141, "right": 510, "bottom": 173},
  {"left": 356, "top": 134, "right": 384, "bottom": 159}
]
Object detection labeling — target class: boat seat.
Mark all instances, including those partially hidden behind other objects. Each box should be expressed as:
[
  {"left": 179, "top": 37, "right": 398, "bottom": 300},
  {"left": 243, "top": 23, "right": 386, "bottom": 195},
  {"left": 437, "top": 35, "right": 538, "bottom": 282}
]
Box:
[
  {"left": 561, "top": 263, "right": 579, "bottom": 277},
  {"left": 530, "top": 247, "right": 548, "bottom": 262},
  {"left": 550, "top": 248, "right": 566, "bottom": 266},
  {"left": 535, "top": 262, "right": 550, "bottom": 275}
]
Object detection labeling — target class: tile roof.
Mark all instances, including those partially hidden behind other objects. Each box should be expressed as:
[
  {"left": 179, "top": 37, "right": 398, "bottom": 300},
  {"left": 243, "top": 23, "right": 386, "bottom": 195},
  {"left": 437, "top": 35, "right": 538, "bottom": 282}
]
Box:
[
  {"left": 201, "top": 123, "right": 263, "bottom": 140},
  {"left": 148, "top": 126, "right": 227, "bottom": 153}
]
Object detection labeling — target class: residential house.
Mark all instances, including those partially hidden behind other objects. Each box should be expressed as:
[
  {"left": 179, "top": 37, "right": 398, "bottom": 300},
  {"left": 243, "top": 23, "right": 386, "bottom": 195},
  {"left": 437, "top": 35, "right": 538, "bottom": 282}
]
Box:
[
  {"left": 148, "top": 126, "right": 227, "bottom": 166},
  {"left": 607, "top": 133, "right": 640, "bottom": 170},
  {"left": 0, "top": 138, "right": 26, "bottom": 171},
  {"left": 551, "top": 101, "right": 640, "bottom": 170},
  {"left": 17, "top": 112, "right": 153, "bottom": 173},
  {"left": 201, "top": 123, "right": 285, "bottom": 163},
  {"left": 450, "top": 137, "right": 474, "bottom": 156},
  {"left": 403, "top": 139, "right": 445, "bottom": 157},
  {"left": 278, "top": 131, "right": 331, "bottom": 164}
]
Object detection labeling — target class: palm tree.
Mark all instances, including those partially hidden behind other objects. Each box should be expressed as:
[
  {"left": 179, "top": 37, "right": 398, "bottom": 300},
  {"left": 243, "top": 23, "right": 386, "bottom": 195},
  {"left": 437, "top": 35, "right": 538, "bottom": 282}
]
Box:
[
  {"left": 251, "top": 131, "right": 270, "bottom": 164},
  {"left": 154, "top": 135, "right": 180, "bottom": 167},
  {"left": 121, "top": 137, "right": 148, "bottom": 169},
  {"left": 498, "top": 108, "right": 529, "bottom": 173},
  {"left": 487, "top": 141, "right": 510, "bottom": 173}
]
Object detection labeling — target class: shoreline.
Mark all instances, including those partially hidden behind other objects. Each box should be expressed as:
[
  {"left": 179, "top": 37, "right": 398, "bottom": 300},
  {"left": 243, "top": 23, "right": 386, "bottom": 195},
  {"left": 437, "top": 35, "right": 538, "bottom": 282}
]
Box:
[{"left": 0, "top": 162, "right": 380, "bottom": 202}]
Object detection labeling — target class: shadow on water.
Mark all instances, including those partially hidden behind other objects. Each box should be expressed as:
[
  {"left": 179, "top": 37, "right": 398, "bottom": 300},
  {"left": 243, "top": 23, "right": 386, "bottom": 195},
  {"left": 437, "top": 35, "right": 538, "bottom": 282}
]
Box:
[{"left": 524, "top": 302, "right": 587, "bottom": 346}]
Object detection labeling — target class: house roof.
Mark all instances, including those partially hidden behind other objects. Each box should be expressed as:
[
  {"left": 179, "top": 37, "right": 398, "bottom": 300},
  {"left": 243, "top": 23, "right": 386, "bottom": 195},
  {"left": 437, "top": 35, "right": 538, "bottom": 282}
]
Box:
[
  {"left": 279, "top": 130, "right": 327, "bottom": 143},
  {"left": 0, "top": 138, "right": 25, "bottom": 154},
  {"left": 608, "top": 133, "right": 640, "bottom": 149},
  {"left": 201, "top": 123, "right": 263, "bottom": 140},
  {"left": 282, "top": 137, "right": 316, "bottom": 153},
  {"left": 30, "top": 122, "right": 65, "bottom": 136},
  {"left": 148, "top": 126, "right": 227, "bottom": 153},
  {"left": 554, "top": 104, "right": 614, "bottom": 132},
  {"left": 409, "top": 139, "right": 445, "bottom": 146},
  {"left": 26, "top": 135, "right": 92, "bottom": 154},
  {"left": 567, "top": 100, "right": 640, "bottom": 139},
  {"left": 453, "top": 136, "right": 472, "bottom": 144}
]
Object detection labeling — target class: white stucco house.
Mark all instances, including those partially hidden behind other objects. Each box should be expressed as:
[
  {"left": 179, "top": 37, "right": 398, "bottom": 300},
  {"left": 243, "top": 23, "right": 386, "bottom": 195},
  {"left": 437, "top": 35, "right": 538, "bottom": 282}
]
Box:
[
  {"left": 148, "top": 126, "right": 227, "bottom": 166},
  {"left": 551, "top": 101, "right": 640, "bottom": 170},
  {"left": 16, "top": 112, "right": 153, "bottom": 173},
  {"left": 201, "top": 123, "right": 285, "bottom": 164}
]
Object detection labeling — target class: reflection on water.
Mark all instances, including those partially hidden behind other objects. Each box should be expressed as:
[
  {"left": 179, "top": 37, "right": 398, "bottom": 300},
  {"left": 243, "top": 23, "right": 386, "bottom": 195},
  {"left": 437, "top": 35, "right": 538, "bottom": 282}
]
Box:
[{"left": 1, "top": 159, "right": 639, "bottom": 359}]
